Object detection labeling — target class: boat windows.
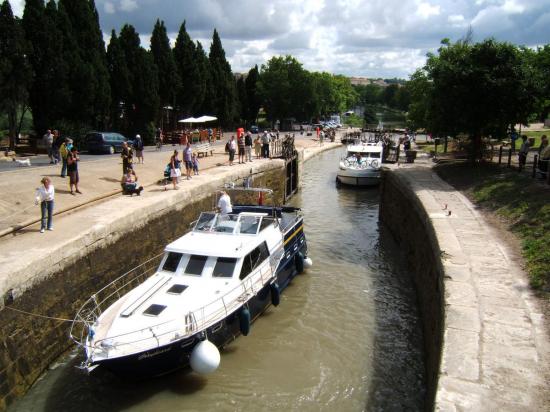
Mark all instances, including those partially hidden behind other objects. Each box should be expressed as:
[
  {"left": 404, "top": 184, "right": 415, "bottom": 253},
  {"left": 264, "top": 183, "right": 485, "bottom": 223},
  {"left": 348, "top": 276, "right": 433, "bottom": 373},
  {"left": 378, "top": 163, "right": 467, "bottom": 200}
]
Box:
[
  {"left": 239, "top": 241, "right": 270, "bottom": 280},
  {"left": 194, "top": 212, "right": 216, "bottom": 231},
  {"left": 166, "top": 284, "right": 188, "bottom": 295},
  {"left": 239, "top": 215, "right": 261, "bottom": 234},
  {"left": 143, "top": 304, "right": 167, "bottom": 316},
  {"left": 162, "top": 252, "right": 183, "bottom": 272},
  {"left": 260, "top": 217, "right": 275, "bottom": 232},
  {"left": 212, "top": 257, "right": 237, "bottom": 278},
  {"left": 185, "top": 255, "right": 208, "bottom": 276}
]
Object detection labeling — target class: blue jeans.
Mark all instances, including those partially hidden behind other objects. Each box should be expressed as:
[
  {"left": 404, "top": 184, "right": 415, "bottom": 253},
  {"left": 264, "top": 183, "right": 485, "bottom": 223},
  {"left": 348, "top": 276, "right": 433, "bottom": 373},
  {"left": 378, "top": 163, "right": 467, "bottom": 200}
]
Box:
[
  {"left": 40, "top": 200, "right": 54, "bottom": 230},
  {"left": 61, "top": 158, "right": 67, "bottom": 177}
]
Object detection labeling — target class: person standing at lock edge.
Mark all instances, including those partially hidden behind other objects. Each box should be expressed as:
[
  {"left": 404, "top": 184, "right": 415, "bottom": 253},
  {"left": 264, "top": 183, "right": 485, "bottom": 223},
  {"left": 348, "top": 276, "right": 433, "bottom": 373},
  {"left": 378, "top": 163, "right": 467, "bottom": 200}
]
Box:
[
  {"left": 35, "top": 177, "right": 55, "bottom": 233},
  {"left": 67, "top": 146, "right": 81, "bottom": 195},
  {"left": 245, "top": 131, "right": 253, "bottom": 162},
  {"left": 121, "top": 141, "right": 134, "bottom": 174},
  {"left": 261, "top": 130, "right": 270, "bottom": 158}
]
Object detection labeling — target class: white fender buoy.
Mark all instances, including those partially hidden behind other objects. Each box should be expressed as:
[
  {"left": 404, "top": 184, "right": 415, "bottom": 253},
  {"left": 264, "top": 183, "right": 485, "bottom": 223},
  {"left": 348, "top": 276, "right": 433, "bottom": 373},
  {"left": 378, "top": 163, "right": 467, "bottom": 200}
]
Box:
[
  {"left": 304, "top": 257, "right": 313, "bottom": 269},
  {"left": 190, "top": 340, "right": 220, "bottom": 374}
]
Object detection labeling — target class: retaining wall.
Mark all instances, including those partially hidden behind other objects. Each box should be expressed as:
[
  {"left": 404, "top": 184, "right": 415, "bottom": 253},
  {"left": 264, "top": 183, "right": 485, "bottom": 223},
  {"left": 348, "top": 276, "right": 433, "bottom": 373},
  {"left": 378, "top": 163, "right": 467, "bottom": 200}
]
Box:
[{"left": 380, "top": 169, "right": 444, "bottom": 411}]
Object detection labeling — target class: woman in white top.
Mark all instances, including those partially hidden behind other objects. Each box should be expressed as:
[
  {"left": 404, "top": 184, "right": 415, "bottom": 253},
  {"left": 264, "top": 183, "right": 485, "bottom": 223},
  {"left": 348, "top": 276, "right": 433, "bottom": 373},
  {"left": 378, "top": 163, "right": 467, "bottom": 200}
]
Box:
[{"left": 35, "top": 177, "right": 55, "bottom": 233}]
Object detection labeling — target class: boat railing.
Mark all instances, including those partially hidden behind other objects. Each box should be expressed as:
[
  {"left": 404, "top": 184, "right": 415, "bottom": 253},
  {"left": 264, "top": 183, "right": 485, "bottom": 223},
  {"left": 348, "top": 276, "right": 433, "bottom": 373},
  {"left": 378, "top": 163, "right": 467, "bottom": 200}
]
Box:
[
  {"left": 69, "top": 253, "right": 164, "bottom": 347},
  {"left": 84, "top": 248, "right": 284, "bottom": 358}
]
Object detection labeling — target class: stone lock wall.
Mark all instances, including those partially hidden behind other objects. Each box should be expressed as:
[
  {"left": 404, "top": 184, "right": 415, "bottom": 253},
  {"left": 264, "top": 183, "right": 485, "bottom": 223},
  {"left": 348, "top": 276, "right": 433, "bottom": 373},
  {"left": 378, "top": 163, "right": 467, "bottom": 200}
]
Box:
[
  {"left": 0, "top": 164, "right": 286, "bottom": 411},
  {"left": 379, "top": 170, "right": 444, "bottom": 411}
]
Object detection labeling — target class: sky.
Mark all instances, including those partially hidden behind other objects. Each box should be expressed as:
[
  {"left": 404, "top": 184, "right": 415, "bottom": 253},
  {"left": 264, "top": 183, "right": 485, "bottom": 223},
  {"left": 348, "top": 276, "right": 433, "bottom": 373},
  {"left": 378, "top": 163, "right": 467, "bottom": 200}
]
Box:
[{"left": 9, "top": 0, "right": 550, "bottom": 78}]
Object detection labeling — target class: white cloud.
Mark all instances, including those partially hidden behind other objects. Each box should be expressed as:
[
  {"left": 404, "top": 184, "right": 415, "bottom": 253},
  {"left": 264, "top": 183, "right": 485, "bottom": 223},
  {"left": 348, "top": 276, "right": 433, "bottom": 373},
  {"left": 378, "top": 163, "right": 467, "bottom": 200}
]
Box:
[
  {"left": 104, "top": 2, "right": 116, "bottom": 14},
  {"left": 119, "top": 0, "right": 139, "bottom": 13},
  {"left": 80, "top": 0, "right": 550, "bottom": 77},
  {"left": 448, "top": 14, "right": 467, "bottom": 28},
  {"left": 416, "top": 2, "right": 441, "bottom": 19}
]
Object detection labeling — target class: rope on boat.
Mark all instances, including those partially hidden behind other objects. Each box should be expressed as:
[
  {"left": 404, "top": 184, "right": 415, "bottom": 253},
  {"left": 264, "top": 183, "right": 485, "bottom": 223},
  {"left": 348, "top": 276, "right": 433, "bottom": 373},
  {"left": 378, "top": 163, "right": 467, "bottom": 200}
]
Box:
[{"left": 2, "top": 305, "right": 83, "bottom": 323}]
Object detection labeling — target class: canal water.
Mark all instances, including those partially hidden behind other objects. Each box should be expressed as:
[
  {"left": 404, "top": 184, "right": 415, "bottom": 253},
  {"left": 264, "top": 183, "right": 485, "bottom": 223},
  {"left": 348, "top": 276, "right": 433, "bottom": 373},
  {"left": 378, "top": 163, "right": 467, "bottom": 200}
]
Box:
[{"left": 11, "top": 147, "right": 425, "bottom": 412}]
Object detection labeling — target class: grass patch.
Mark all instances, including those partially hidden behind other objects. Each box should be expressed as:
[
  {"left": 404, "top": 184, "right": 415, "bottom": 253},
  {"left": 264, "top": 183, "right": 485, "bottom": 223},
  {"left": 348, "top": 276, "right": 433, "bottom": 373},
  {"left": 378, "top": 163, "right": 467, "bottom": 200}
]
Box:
[{"left": 435, "top": 162, "right": 550, "bottom": 290}]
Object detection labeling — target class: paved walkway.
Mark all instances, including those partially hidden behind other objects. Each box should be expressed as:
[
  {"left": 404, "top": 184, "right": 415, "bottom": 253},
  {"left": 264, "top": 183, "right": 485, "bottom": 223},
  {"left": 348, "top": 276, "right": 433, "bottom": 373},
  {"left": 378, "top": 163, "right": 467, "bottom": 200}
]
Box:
[
  {"left": 395, "top": 153, "right": 550, "bottom": 411},
  {"left": 0, "top": 137, "right": 341, "bottom": 300},
  {"left": 0, "top": 135, "right": 335, "bottom": 235}
]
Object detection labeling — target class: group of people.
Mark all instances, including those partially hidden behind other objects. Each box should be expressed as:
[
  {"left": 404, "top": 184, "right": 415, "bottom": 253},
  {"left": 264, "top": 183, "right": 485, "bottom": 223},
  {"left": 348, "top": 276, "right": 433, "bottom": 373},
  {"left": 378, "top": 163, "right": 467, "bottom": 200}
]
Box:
[
  {"left": 519, "top": 134, "right": 549, "bottom": 172},
  {"left": 225, "top": 130, "right": 275, "bottom": 165},
  {"left": 166, "top": 143, "right": 200, "bottom": 190}
]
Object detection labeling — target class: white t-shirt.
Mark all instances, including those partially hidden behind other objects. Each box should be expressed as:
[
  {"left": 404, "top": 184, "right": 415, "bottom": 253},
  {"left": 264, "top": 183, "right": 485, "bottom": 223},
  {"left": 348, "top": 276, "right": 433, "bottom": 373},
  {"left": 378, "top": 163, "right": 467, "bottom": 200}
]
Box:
[
  {"left": 36, "top": 185, "right": 55, "bottom": 202},
  {"left": 217, "top": 194, "right": 232, "bottom": 214}
]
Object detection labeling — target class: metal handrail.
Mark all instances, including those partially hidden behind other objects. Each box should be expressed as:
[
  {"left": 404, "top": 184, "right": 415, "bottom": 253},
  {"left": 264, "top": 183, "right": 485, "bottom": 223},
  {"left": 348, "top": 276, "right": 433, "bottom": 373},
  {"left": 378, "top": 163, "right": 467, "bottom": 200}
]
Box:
[{"left": 88, "top": 256, "right": 280, "bottom": 356}]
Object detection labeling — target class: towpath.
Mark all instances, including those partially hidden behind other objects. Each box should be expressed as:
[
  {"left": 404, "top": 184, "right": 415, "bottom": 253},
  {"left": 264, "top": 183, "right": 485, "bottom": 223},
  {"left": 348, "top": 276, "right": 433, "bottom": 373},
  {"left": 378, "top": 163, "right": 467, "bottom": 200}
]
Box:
[
  {"left": 394, "top": 152, "right": 550, "bottom": 411},
  {"left": 0, "top": 134, "right": 341, "bottom": 301}
]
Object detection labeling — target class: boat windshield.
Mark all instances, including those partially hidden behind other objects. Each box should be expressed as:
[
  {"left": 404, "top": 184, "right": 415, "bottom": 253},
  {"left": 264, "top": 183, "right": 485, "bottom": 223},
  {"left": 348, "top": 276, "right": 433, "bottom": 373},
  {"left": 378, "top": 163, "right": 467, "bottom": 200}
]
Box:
[
  {"left": 193, "top": 212, "right": 266, "bottom": 235},
  {"left": 347, "top": 151, "right": 380, "bottom": 159}
]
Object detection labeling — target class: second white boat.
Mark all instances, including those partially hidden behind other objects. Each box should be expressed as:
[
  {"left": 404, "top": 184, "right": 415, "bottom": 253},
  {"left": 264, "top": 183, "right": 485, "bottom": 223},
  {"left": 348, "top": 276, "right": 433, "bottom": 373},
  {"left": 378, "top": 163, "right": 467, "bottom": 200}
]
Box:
[{"left": 336, "top": 143, "right": 383, "bottom": 186}]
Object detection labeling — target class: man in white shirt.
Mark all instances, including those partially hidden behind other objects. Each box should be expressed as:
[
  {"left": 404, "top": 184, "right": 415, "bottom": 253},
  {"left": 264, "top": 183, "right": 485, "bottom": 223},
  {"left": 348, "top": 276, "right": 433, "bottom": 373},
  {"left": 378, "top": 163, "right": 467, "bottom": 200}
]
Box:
[
  {"left": 43, "top": 129, "right": 54, "bottom": 164},
  {"left": 217, "top": 191, "right": 232, "bottom": 215}
]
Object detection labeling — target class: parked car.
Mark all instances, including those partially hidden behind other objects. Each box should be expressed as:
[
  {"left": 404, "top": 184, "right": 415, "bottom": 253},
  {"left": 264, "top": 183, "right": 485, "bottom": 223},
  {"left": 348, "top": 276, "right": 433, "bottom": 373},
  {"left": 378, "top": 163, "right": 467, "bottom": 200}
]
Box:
[
  {"left": 250, "top": 125, "right": 259, "bottom": 134},
  {"left": 85, "top": 132, "right": 134, "bottom": 154}
]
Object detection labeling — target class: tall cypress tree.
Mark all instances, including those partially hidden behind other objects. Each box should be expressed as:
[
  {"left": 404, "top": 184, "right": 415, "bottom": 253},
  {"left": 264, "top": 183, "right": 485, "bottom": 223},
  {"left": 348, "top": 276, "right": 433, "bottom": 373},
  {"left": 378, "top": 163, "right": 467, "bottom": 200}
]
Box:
[
  {"left": 150, "top": 19, "right": 180, "bottom": 112},
  {"left": 44, "top": 0, "right": 71, "bottom": 125},
  {"left": 208, "top": 29, "right": 237, "bottom": 126},
  {"left": 0, "top": 0, "right": 32, "bottom": 149},
  {"left": 58, "top": 0, "right": 110, "bottom": 129},
  {"left": 22, "top": 0, "right": 49, "bottom": 134},
  {"left": 195, "top": 41, "right": 212, "bottom": 114},
  {"left": 106, "top": 29, "right": 132, "bottom": 131},
  {"left": 236, "top": 76, "right": 247, "bottom": 123},
  {"left": 173, "top": 21, "right": 202, "bottom": 116},
  {"left": 116, "top": 24, "right": 159, "bottom": 140},
  {"left": 245, "top": 65, "right": 261, "bottom": 123}
]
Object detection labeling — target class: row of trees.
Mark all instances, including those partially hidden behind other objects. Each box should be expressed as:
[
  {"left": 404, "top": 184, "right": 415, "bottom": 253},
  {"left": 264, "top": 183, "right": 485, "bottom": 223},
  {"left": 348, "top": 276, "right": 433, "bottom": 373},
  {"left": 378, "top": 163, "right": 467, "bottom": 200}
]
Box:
[
  {"left": 0, "top": 0, "right": 358, "bottom": 149},
  {"left": 407, "top": 35, "right": 550, "bottom": 157}
]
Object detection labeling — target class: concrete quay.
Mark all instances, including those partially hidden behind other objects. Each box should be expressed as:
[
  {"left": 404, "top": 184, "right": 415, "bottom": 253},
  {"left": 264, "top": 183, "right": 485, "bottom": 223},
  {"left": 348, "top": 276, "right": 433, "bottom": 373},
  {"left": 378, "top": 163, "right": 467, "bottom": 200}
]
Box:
[
  {"left": 0, "top": 138, "right": 339, "bottom": 304},
  {"left": 382, "top": 155, "right": 550, "bottom": 411}
]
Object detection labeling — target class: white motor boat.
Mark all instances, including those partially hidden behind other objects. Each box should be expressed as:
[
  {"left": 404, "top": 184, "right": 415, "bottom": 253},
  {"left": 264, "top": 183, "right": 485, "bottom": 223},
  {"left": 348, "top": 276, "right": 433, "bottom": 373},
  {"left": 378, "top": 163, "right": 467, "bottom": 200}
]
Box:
[
  {"left": 336, "top": 143, "right": 384, "bottom": 186},
  {"left": 70, "top": 191, "right": 311, "bottom": 377}
]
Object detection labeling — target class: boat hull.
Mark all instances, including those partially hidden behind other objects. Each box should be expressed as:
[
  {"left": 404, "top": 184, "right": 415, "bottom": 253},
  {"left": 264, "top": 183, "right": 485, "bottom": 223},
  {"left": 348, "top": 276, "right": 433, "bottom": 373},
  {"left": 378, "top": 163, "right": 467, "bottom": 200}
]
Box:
[
  {"left": 336, "top": 169, "right": 380, "bottom": 186},
  {"left": 90, "top": 222, "right": 308, "bottom": 377}
]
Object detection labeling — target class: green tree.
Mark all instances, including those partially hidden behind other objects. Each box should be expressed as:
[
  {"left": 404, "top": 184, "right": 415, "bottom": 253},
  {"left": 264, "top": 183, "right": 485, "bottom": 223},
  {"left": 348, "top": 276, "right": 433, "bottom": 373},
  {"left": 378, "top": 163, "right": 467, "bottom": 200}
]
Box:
[
  {"left": 112, "top": 25, "right": 159, "bottom": 141},
  {"left": 58, "top": 0, "right": 110, "bottom": 129},
  {"left": 420, "top": 38, "right": 539, "bottom": 159},
  {"left": 106, "top": 30, "right": 131, "bottom": 131},
  {"left": 0, "top": 0, "right": 31, "bottom": 149},
  {"left": 194, "top": 41, "right": 211, "bottom": 114},
  {"left": 258, "top": 55, "right": 313, "bottom": 123},
  {"left": 173, "top": 21, "right": 203, "bottom": 116},
  {"left": 150, "top": 19, "right": 180, "bottom": 114},
  {"left": 22, "top": 0, "right": 49, "bottom": 134},
  {"left": 245, "top": 65, "right": 261, "bottom": 123},
  {"left": 236, "top": 76, "right": 248, "bottom": 123},
  {"left": 208, "top": 29, "right": 237, "bottom": 125}
]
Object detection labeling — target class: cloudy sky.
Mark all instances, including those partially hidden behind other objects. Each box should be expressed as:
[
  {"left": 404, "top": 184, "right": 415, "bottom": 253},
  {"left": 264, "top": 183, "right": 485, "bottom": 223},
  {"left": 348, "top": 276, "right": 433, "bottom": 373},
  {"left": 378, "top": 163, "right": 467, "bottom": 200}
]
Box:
[{"left": 10, "top": 0, "right": 550, "bottom": 78}]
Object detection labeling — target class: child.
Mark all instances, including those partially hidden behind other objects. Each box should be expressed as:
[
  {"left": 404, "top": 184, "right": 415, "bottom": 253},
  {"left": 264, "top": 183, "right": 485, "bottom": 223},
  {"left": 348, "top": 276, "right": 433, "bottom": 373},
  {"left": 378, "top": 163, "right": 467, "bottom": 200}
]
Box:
[{"left": 192, "top": 153, "right": 200, "bottom": 175}]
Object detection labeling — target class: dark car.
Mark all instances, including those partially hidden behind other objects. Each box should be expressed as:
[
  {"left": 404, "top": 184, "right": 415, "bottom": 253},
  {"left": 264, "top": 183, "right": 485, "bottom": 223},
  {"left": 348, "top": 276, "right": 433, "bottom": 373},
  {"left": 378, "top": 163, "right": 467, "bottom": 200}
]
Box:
[
  {"left": 85, "top": 132, "right": 134, "bottom": 154},
  {"left": 250, "top": 125, "right": 259, "bottom": 134}
]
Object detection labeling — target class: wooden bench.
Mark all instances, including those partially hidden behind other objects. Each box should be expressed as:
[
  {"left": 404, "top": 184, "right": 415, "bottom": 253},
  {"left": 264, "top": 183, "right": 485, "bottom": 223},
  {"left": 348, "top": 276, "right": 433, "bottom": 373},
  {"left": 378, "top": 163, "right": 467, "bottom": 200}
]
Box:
[{"left": 194, "top": 142, "right": 213, "bottom": 157}]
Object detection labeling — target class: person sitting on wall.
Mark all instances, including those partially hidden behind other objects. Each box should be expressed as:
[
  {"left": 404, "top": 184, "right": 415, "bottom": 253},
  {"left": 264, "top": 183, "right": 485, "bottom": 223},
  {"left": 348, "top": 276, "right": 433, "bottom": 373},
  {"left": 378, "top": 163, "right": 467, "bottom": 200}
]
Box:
[{"left": 121, "top": 167, "right": 143, "bottom": 196}]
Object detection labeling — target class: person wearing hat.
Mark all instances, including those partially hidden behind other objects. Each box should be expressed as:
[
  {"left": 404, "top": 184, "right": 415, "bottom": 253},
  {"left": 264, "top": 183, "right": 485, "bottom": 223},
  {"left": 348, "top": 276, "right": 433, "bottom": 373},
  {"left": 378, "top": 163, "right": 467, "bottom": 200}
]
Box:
[{"left": 59, "top": 138, "right": 72, "bottom": 178}]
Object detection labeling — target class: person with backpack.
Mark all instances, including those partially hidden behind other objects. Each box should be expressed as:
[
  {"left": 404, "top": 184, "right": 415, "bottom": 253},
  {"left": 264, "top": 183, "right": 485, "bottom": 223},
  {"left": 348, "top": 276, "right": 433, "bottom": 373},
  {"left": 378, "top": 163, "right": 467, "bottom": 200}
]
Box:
[{"left": 59, "top": 138, "right": 72, "bottom": 178}]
